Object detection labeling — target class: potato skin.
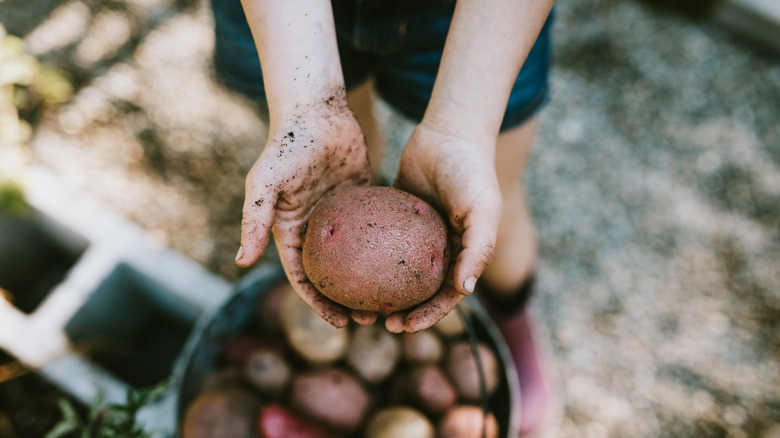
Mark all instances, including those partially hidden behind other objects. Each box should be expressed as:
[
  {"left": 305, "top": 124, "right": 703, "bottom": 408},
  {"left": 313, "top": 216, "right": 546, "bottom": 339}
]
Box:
[
  {"left": 280, "top": 284, "right": 348, "bottom": 364},
  {"left": 258, "top": 404, "right": 337, "bottom": 438},
  {"left": 290, "top": 368, "right": 370, "bottom": 432},
  {"left": 181, "top": 389, "right": 261, "bottom": 438},
  {"left": 347, "top": 325, "right": 401, "bottom": 383},
  {"left": 446, "top": 342, "right": 500, "bottom": 401},
  {"left": 402, "top": 330, "right": 444, "bottom": 363},
  {"left": 303, "top": 186, "right": 449, "bottom": 312},
  {"left": 438, "top": 405, "right": 499, "bottom": 438},
  {"left": 199, "top": 367, "right": 247, "bottom": 393},
  {"left": 396, "top": 364, "right": 457, "bottom": 415},
  {"left": 245, "top": 349, "right": 292, "bottom": 398},
  {"left": 365, "top": 406, "right": 435, "bottom": 438}
]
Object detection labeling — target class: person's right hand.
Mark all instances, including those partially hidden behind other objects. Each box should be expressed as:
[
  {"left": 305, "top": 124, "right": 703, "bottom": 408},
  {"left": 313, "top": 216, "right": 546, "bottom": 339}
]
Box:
[{"left": 235, "top": 94, "right": 373, "bottom": 328}]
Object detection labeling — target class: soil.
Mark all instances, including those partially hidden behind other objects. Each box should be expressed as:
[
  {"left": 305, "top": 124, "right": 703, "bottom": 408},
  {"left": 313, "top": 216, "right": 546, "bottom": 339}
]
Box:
[
  {"left": 1, "top": 0, "right": 779, "bottom": 436},
  {"left": 0, "top": 351, "right": 83, "bottom": 437}
]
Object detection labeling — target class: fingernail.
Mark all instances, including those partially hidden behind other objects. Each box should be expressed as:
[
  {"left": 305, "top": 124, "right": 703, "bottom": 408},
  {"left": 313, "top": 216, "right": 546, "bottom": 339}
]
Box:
[
  {"left": 464, "top": 276, "right": 477, "bottom": 294},
  {"left": 235, "top": 245, "right": 244, "bottom": 263}
]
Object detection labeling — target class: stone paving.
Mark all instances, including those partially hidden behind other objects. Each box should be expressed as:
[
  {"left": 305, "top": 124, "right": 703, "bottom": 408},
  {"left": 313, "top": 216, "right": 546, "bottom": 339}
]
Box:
[{"left": 1, "top": 0, "right": 779, "bottom": 436}]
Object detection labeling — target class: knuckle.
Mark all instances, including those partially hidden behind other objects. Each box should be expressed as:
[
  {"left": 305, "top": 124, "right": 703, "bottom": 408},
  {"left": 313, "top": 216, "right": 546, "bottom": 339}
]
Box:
[
  {"left": 240, "top": 215, "right": 264, "bottom": 232},
  {"left": 481, "top": 244, "right": 496, "bottom": 267},
  {"left": 484, "top": 240, "right": 496, "bottom": 258}
]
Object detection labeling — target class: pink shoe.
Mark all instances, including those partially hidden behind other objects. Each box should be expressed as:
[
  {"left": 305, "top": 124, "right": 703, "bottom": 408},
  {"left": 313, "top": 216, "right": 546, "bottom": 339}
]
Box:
[{"left": 479, "top": 278, "right": 562, "bottom": 437}]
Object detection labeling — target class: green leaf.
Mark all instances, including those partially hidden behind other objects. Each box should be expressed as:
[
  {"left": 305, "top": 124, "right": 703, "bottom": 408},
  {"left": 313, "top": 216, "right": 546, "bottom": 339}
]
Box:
[
  {"left": 0, "top": 182, "right": 30, "bottom": 216},
  {"left": 57, "top": 399, "right": 81, "bottom": 424},
  {"left": 44, "top": 421, "right": 79, "bottom": 438},
  {"left": 133, "top": 380, "right": 170, "bottom": 407},
  {"left": 44, "top": 382, "right": 169, "bottom": 438},
  {"left": 88, "top": 391, "right": 105, "bottom": 424}
]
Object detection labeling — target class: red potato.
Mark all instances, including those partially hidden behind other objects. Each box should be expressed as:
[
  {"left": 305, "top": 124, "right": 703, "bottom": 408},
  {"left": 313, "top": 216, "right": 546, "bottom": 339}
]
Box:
[
  {"left": 200, "top": 367, "right": 247, "bottom": 393},
  {"left": 395, "top": 364, "right": 457, "bottom": 415},
  {"left": 181, "top": 389, "right": 261, "bottom": 438},
  {"left": 446, "top": 341, "right": 500, "bottom": 401},
  {"left": 222, "top": 334, "right": 285, "bottom": 365},
  {"left": 258, "top": 404, "right": 338, "bottom": 438},
  {"left": 438, "top": 405, "right": 499, "bottom": 438},
  {"left": 290, "top": 368, "right": 370, "bottom": 432},
  {"left": 302, "top": 186, "right": 449, "bottom": 313},
  {"left": 257, "top": 283, "right": 287, "bottom": 332}
]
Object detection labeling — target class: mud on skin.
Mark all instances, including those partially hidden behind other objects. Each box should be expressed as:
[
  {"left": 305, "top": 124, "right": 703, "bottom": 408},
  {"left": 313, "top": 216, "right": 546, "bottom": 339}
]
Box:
[{"left": 245, "top": 84, "right": 371, "bottom": 327}]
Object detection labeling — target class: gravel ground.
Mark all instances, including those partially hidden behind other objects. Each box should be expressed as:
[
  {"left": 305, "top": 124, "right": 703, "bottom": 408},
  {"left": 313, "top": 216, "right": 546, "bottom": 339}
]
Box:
[{"left": 1, "top": 0, "right": 779, "bottom": 436}]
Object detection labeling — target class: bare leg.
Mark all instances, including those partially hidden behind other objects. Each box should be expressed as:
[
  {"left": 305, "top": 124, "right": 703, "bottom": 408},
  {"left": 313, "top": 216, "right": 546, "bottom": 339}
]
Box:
[
  {"left": 480, "top": 117, "right": 561, "bottom": 436},
  {"left": 480, "top": 117, "right": 539, "bottom": 293},
  {"left": 347, "top": 80, "right": 384, "bottom": 184}
]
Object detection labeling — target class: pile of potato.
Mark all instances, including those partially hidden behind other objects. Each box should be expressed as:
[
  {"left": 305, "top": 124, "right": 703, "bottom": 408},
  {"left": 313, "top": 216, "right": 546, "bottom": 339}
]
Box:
[{"left": 181, "top": 283, "right": 504, "bottom": 438}]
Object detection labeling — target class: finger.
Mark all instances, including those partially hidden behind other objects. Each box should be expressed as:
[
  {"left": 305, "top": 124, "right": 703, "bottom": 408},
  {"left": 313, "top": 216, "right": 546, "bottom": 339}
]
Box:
[
  {"left": 403, "top": 285, "right": 464, "bottom": 333},
  {"left": 350, "top": 309, "right": 378, "bottom": 326},
  {"left": 384, "top": 312, "right": 406, "bottom": 333},
  {"left": 451, "top": 202, "right": 501, "bottom": 295},
  {"left": 281, "top": 256, "right": 350, "bottom": 327},
  {"left": 275, "top": 226, "right": 351, "bottom": 328},
  {"left": 236, "top": 186, "right": 278, "bottom": 268}
]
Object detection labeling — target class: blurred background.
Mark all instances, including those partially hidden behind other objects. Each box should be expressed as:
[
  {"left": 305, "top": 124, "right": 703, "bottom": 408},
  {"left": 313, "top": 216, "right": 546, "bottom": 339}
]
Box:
[{"left": 1, "top": 0, "right": 778, "bottom": 436}]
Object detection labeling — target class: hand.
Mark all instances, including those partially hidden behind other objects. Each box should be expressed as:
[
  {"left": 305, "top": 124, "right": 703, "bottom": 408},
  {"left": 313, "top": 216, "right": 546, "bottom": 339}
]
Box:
[
  {"left": 385, "top": 122, "right": 503, "bottom": 333},
  {"left": 236, "top": 97, "right": 374, "bottom": 328}
]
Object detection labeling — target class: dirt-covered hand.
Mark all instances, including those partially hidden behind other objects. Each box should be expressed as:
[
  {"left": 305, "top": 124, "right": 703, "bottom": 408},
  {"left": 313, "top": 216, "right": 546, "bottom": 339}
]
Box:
[
  {"left": 385, "top": 123, "right": 502, "bottom": 333},
  {"left": 236, "top": 96, "right": 373, "bottom": 328}
]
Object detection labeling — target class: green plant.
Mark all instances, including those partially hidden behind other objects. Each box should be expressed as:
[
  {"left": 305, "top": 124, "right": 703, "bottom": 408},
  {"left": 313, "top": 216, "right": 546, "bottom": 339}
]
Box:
[
  {"left": 0, "top": 181, "right": 30, "bottom": 215},
  {"left": 0, "top": 22, "right": 72, "bottom": 212},
  {"left": 45, "top": 381, "right": 169, "bottom": 438}
]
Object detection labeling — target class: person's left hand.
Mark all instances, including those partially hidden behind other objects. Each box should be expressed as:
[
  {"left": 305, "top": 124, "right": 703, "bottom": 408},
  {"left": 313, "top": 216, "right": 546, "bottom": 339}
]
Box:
[{"left": 385, "top": 121, "right": 503, "bottom": 333}]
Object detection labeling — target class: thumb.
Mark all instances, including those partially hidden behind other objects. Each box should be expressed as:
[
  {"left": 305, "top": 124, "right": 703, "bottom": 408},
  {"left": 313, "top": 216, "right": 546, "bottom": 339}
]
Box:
[{"left": 452, "top": 202, "right": 501, "bottom": 295}]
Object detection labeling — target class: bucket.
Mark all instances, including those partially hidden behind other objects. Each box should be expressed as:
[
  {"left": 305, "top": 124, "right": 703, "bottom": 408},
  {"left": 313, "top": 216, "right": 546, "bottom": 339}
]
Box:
[{"left": 171, "top": 261, "right": 521, "bottom": 437}]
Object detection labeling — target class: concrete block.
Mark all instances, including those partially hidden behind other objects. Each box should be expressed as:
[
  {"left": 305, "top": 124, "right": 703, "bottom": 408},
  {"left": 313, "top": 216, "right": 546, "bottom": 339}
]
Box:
[
  {"left": 0, "top": 166, "right": 233, "bottom": 437},
  {"left": 717, "top": 0, "right": 780, "bottom": 51}
]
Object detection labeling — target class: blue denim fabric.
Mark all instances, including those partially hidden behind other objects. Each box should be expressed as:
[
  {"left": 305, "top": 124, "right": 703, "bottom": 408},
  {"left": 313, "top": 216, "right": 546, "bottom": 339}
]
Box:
[{"left": 211, "top": 0, "right": 553, "bottom": 132}]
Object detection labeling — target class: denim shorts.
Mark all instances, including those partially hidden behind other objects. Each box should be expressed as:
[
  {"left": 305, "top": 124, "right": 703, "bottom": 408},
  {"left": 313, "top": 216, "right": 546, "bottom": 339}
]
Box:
[{"left": 211, "top": 0, "right": 553, "bottom": 132}]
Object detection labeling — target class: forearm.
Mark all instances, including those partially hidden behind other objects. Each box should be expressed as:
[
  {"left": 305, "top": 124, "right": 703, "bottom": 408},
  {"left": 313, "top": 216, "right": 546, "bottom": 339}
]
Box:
[
  {"left": 240, "top": 0, "right": 345, "bottom": 126},
  {"left": 424, "top": 0, "right": 555, "bottom": 140}
]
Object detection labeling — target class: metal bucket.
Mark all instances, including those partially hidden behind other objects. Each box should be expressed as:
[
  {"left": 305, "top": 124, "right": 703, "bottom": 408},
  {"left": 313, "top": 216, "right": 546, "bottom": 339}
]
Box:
[{"left": 171, "top": 261, "right": 521, "bottom": 437}]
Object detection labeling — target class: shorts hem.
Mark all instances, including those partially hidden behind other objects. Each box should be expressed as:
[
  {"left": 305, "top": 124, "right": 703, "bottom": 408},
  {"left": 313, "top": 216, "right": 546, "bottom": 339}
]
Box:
[
  {"left": 213, "top": 54, "right": 267, "bottom": 102},
  {"left": 499, "top": 86, "right": 550, "bottom": 133},
  {"left": 374, "top": 85, "right": 551, "bottom": 133}
]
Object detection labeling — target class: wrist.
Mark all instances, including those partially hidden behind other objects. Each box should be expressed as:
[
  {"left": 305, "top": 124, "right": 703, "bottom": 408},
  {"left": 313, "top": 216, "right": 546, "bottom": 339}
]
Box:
[
  {"left": 241, "top": 0, "right": 346, "bottom": 121},
  {"left": 268, "top": 82, "right": 350, "bottom": 131},
  {"left": 264, "top": 94, "right": 365, "bottom": 164},
  {"left": 421, "top": 97, "right": 501, "bottom": 144}
]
